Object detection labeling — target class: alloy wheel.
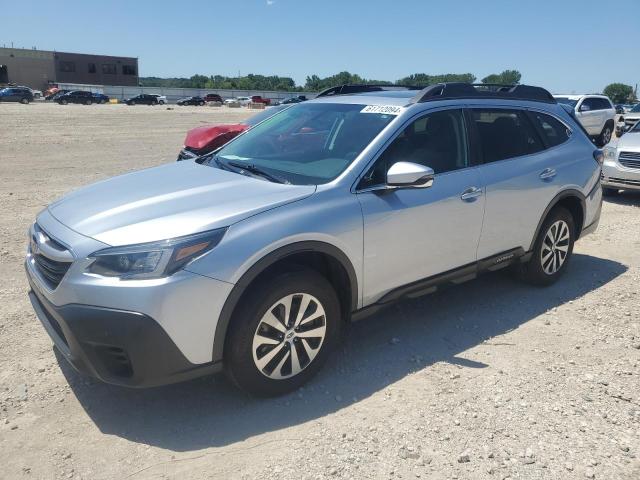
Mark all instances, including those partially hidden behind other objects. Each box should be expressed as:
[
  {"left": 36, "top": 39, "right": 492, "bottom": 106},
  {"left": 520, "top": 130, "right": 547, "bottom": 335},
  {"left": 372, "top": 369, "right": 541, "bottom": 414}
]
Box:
[
  {"left": 252, "top": 293, "right": 327, "bottom": 380},
  {"left": 602, "top": 127, "right": 612, "bottom": 144},
  {"left": 541, "top": 220, "right": 570, "bottom": 275}
]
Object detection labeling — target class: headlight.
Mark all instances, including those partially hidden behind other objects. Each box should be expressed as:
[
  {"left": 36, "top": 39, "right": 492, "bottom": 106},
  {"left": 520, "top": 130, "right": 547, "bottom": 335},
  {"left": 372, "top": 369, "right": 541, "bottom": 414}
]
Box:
[
  {"left": 87, "top": 228, "right": 226, "bottom": 279},
  {"left": 603, "top": 146, "right": 617, "bottom": 160}
]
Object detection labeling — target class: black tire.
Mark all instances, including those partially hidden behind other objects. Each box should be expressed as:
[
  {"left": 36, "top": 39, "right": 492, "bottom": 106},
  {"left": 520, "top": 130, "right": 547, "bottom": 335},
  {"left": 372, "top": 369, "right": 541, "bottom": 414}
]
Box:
[
  {"left": 20, "top": 97, "right": 29, "bottom": 105},
  {"left": 60, "top": 99, "right": 68, "bottom": 105},
  {"left": 85, "top": 99, "right": 92, "bottom": 105},
  {"left": 129, "top": 101, "right": 135, "bottom": 106},
  {"left": 602, "top": 187, "right": 619, "bottom": 196},
  {"left": 152, "top": 100, "right": 158, "bottom": 106},
  {"left": 199, "top": 101, "right": 205, "bottom": 106},
  {"left": 516, "top": 207, "right": 575, "bottom": 286},
  {"left": 598, "top": 122, "right": 613, "bottom": 147},
  {"left": 225, "top": 269, "right": 341, "bottom": 396},
  {"left": 159, "top": 100, "right": 165, "bottom": 105}
]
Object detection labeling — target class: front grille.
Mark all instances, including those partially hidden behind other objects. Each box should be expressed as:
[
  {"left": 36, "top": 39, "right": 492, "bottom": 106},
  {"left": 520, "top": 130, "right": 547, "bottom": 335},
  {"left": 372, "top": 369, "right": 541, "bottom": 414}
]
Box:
[
  {"left": 619, "top": 151, "right": 640, "bottom": 169},
  {"left": 33, "top": 253, "right": 71, "bottom": 288},
  {"left": 30, "top": 224, "right": 72, "bottom": 289},
  {"left": 608, "top": 176, "right": 640, "bottom": 187}
]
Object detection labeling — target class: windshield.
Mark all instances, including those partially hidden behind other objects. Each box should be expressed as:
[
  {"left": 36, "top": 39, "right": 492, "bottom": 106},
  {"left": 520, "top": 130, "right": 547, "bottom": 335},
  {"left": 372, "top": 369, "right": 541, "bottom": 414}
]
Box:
[
  {"left": 244, "top": 105, "right": 289, "bottom": 127},
  {"left": 212, "top": 102, "right": 397, "bottom": 185},
  {"left": 631, "top": 104, "right": 640, "bottom": 113},
  {"left": 555, "top": 97, "right": 578, "bottom": 107}
]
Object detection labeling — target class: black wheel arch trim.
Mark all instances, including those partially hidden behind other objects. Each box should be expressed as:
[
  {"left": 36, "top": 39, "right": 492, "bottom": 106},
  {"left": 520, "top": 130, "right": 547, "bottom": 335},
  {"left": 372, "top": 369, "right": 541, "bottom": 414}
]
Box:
[
  {"left": 212, "top": 241, "right": 358, "bottom": 363},
  {"left": 528, "top": 188, "right": 586, "bottom": 251}
]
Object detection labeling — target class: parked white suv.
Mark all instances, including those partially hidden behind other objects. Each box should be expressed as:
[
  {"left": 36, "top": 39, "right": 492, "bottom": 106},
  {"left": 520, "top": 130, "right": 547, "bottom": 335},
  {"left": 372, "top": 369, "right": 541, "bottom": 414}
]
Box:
[{"left": 554, "top": 94, "right": 615, "bottom": 146}]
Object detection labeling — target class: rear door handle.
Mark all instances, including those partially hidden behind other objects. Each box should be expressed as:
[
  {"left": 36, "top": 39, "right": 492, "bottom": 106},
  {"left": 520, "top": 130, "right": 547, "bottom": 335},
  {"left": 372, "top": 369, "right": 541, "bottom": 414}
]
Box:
[
  {"left": 460, "top": 186, "right": 482, "bottom": 202},
  {"left": 539, "top": 168, "right": 557, "bottom": 180}
]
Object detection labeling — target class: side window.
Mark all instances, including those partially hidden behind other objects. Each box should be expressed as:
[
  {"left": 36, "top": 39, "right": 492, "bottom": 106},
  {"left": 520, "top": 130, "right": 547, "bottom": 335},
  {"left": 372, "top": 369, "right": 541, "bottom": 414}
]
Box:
[
  {"left": 360, "top": 109, "right": 468, "bottom": 188},
  {"left": 530, "top": 112, "right": 571, "bottom": 148},
  {"left": 471, "top": 109, "right": 544, "bottom": 163},
  {"left": 597, "top": 98, "right": 613, "bottom": 110},
  {"left": 581, "top": 98, "right": 596, "bottom": 111}
]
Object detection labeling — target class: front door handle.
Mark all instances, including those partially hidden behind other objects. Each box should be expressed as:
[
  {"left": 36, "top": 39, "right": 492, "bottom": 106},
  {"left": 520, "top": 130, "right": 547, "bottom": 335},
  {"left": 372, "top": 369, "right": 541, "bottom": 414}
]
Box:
[
  {"left": 460, "top": 186, "right": 482, "bottom": 202},
  {"left": 539, "top": 168, "right": 557, "bottom": 180}
]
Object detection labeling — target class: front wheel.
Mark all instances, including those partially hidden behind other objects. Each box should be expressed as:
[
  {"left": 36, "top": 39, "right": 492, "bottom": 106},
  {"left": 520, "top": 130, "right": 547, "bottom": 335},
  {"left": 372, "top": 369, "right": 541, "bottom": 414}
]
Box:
[
  {"left": 85, "top": 99, "right": 92, "bottom": 105},
  {"left": 516, "top": 207, "right": 575, "bottom": 286},
  {"left": 603, "top": 187, "right": 619, "bottom": 196},
  {"left": 225, "top": 269, "right": 341, "bottom": 396},
  {"left": 20, "top": 98, "right": 29, "bottom": 104},
  {"left": 159, "top": 100, "right": 165, "bottom": 105},
  {"left": 598, "top": 123, "right": 613, "bottom": 146},
  {"left": 60, "top": 99, "right": 68, "bottom": 105}
]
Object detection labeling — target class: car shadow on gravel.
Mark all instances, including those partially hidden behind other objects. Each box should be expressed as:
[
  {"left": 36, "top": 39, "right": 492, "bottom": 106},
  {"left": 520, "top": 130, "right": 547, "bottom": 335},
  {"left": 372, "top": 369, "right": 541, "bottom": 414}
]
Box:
[
  {"left": 603, "top": 191, "right": 640, "bottom": 206},
  {"left": 59, "top": 253, "right": 626, "bottom": 451}
]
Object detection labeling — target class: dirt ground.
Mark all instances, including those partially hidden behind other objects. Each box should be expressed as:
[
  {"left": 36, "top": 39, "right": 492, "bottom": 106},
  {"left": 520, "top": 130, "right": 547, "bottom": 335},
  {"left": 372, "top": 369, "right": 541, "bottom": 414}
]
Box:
[{"left": 0, "top": 102, "right": 639, "bottom": 480}]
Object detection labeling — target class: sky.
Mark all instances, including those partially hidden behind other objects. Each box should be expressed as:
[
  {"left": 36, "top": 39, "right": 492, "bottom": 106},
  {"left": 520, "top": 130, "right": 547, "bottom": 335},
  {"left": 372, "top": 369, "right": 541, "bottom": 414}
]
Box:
[{"left": 1, "top": 0, "right": 638, "bottom": 93}]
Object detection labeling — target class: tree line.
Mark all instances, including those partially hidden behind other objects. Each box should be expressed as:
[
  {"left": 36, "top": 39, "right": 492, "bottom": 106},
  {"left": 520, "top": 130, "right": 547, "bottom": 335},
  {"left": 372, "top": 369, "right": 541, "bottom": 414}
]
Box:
[{"left": 139, "top": 70, "right": 524, "bottom": 92}]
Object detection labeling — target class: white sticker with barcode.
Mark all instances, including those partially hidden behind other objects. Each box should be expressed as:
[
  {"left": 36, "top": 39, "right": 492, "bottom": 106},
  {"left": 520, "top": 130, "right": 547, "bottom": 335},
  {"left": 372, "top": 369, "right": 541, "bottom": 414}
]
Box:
[{"left": 360, "top": 105, "right": 403, "bottom": 115}]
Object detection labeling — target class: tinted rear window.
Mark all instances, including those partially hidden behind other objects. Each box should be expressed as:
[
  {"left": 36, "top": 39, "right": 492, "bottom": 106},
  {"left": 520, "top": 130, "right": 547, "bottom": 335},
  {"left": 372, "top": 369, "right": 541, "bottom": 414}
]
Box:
[
  {"left": 471, "top": 109, "right": 544, "bottom": 163},
  {"left": 530, "top": 112, "right": 571, "bottom": 148}
]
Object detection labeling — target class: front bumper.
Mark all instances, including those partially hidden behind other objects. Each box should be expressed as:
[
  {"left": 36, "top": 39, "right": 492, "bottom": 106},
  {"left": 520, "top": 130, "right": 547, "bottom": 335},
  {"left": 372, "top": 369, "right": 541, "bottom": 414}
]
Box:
[
  {"left": 602, "top": 157, "right": 640, "bottom": 191},
  {"left": 28, "top": 282, "right": 221, "bottom": 387},
  {"left": 25, "top": 210, "right": 235, "bottom": 386}
]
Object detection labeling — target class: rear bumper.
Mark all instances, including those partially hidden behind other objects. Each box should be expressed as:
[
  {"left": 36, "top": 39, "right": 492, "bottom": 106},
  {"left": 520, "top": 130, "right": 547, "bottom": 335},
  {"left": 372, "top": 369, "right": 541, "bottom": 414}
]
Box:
[{"left": 28, "top": 282, "right": 221, "bottom": 388}]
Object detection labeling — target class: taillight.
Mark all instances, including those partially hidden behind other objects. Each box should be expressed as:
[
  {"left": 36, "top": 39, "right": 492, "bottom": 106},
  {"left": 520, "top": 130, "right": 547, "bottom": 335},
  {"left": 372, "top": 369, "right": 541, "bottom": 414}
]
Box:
[{"left": 593, "top": 149, "right": 604, "bottom": 165}]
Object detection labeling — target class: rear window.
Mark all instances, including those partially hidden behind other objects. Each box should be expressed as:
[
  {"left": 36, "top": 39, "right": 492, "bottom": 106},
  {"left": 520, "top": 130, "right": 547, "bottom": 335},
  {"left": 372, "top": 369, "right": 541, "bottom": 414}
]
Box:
[
  {"left": 471, "top": 109, "right": 544, "bottom": 163},
  {"left": 530, "top": 112, "right": 571, "bottom": 148}
]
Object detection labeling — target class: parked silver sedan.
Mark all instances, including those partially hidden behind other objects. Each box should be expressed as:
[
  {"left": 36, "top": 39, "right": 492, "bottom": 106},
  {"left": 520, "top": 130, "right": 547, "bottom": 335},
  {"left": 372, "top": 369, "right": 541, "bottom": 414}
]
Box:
[{"left": 602, "top": 120, "right": 640, "bottom": 194}]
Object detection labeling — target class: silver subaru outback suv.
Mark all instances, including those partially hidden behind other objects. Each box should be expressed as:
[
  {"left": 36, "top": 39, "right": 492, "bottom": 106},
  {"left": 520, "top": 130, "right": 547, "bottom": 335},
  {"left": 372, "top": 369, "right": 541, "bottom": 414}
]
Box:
[{"left": 26, "top": 83, "right": 603, "bottom": 396}]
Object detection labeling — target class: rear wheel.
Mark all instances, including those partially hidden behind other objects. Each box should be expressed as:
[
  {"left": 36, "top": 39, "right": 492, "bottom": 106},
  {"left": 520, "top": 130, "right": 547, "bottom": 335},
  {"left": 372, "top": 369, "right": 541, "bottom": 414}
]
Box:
[
  {"left": 20, "top": 97, "right": 29, "bottom": 104},
  {"left": 60, "top": 99, "right": 68, "bottom": 105},
  {"left": 159, "top": 100, "right": 165, "bottom": 105},
  {"left": 85, "top": 99, "right": 92, "bottom": 105},
  {"left": 199, "top": 101, "right": 205, "bottom": 106},
  {"left": 129, "top": 100, "right": 135, "bottom": 106},
  {"left": 225, "top": 269, "right": 341, "bottom": 396},
  {"left": 517, "top": 207, "right": 575, "bottom": 286}
]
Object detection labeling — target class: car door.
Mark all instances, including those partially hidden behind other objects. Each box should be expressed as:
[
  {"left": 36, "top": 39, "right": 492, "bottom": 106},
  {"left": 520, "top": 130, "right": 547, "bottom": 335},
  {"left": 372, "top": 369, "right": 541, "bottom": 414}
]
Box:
[
  {"left": 576, "top": 98, "right": 599, "bottom": 135},
  {"left": 470, "top": 107, "right": 559, "bottom": 259},
  {"left": 357, "top": 108, "right": 485, "bottom": 305}
]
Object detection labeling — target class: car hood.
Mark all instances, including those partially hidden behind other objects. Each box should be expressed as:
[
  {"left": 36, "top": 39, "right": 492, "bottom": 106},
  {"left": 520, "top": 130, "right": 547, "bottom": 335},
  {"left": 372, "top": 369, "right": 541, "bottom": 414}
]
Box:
[
  {"left": 47, "top": 161, "right": 315, "bottom": 246},
  {"left": 184, "top": 124, "right": 248, "bottom": 150},
  {"left": 618, "top": 132, "right": 640, "bottom": 150}
]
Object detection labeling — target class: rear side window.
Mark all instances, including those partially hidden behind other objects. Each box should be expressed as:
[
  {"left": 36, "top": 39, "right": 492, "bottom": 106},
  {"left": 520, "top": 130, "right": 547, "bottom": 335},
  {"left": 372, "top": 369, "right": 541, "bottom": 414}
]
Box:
[
  {"left": 530, "top": 112, "right": 571, "bottom": 148},
  {"left": 470, "top": 109, "right": 544, "bottom": 163}
]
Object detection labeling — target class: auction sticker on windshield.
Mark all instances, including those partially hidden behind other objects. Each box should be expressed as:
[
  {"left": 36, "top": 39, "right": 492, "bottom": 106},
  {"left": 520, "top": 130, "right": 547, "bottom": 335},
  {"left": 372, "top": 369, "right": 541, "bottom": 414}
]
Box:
[{"left": 360, "top": 105, "right": 404, "bottom": 115}]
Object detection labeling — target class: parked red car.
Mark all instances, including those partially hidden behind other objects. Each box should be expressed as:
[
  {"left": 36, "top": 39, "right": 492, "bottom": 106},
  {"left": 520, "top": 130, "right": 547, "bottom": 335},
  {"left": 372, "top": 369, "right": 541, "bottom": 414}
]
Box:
[
  {"left": 251, "top": 95, "right": 271, "bottom": 105},
  {"left": 177, "top": 105, "right": 288, "bottom": 160},
  {"left": 204, "top": 93, "right": 223, "bottom": 103}
]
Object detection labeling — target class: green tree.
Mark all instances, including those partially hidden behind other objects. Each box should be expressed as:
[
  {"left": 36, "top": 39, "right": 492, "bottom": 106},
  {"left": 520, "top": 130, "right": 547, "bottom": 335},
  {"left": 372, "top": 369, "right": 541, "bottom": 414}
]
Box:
[
  {"left": 396, "top": 73, "right": 476, "bottom": 86},
  {"left": 603, "top": 83, "right": 635, "bottom": 104},
  {"left": 481, "top": 70, "right": 522, "bottom": 85}
]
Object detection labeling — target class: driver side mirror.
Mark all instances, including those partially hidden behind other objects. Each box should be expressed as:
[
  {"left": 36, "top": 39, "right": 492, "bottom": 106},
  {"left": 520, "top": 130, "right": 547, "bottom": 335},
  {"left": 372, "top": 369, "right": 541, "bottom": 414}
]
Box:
[{"left": 387, "top": 161, "right": 434, "bottom": 188}]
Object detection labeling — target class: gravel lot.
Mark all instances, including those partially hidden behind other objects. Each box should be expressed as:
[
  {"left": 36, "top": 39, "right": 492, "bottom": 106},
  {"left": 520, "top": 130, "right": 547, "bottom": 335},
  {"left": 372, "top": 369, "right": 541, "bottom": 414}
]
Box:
[{"left": 1, "top": 102, "right": 639, "bottom": 480}]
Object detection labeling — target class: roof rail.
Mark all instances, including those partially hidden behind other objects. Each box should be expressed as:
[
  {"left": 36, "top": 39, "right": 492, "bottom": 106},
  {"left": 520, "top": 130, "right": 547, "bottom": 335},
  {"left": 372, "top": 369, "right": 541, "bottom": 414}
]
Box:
[
  {"left": 316, "top": 84, "right": 423, "bottom": 98},
  {"left": 410, "top": 83, "right": 556, "bottom": 104}
]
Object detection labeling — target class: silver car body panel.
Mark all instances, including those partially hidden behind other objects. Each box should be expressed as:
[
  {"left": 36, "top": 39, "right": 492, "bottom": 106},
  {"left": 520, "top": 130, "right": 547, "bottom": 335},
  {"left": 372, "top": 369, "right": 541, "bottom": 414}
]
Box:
[{"left": 26, "top": 92, "right": 602, "bottom": 368}]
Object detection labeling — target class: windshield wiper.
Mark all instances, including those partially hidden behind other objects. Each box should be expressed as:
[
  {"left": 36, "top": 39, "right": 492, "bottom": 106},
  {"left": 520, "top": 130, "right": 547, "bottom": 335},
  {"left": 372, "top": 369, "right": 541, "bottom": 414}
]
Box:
[{"left": 225, "top": 160, "right": 290, "bottom": 184}]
